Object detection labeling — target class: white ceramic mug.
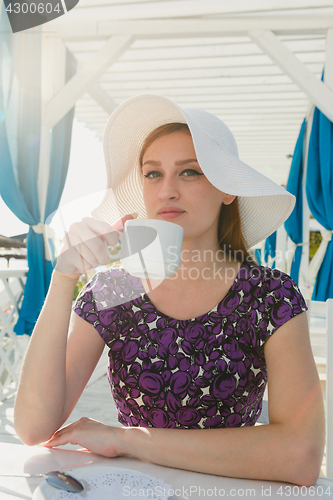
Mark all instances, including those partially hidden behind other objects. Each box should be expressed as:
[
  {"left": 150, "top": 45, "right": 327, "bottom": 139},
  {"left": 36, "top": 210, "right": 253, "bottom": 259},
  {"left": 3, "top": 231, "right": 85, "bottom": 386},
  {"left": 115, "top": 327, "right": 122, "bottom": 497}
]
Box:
[{"left": 106, "top": 219, "right": 184, "bottom": 280}]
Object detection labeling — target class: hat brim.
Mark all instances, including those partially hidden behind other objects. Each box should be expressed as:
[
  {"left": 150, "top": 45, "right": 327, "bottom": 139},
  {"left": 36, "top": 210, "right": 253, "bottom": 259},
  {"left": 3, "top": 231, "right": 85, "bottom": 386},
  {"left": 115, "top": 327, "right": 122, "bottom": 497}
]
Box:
[{"left": 92, "top": 94, "right": 295, "bottom": 249}]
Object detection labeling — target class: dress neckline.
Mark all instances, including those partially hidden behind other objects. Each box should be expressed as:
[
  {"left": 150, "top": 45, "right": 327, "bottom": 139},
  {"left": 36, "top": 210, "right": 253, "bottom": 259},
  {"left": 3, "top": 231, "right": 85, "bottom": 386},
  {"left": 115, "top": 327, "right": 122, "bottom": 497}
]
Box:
[{"left": 140, "top": 261, "right": 246, "bottom": 322}]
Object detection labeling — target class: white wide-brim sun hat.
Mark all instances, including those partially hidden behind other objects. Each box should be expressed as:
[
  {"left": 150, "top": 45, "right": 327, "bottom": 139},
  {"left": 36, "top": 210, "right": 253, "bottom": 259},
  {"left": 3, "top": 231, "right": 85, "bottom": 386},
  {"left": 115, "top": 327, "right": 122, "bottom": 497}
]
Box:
[{"left": 92, "top": 94, "right": 295, "bottom": 250}]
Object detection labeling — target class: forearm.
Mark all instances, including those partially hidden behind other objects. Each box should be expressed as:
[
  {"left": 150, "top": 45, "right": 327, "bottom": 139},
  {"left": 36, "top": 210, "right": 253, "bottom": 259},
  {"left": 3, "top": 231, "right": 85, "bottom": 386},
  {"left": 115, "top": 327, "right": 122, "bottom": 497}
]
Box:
[
  {"left": 14, "top": 271, "right": 78, "bottom": 444},
  {"left": 117, "top": 422, "right": 322, "bottom": 486}
]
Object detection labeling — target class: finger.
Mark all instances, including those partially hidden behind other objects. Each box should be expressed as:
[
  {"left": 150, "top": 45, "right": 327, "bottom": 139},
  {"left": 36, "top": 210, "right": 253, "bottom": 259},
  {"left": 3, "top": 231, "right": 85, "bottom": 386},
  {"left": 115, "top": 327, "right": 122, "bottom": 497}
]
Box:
[
  {"left": 82, "top": 217, "right": 120, "bottom": 247},
  {"left": 75, "top": 225, "right": 110, "bottom": 265},
  {"left": 71, "top": 218, "right": 118, "bottom": 255},
  {"left": 65, "top": 225, "right": 102, "bottom": 269},
  {"left": 112, "top": 213, "right": 138, "bottom": 231},
  {"left": 40, "top": 423, "right": 77, "bottom": 448},
  {"left": 83, "top": 213, "right": 137, "bottom": 247},
  {"left": 40, "top": 434, "right": 74, "bottom": 448}
]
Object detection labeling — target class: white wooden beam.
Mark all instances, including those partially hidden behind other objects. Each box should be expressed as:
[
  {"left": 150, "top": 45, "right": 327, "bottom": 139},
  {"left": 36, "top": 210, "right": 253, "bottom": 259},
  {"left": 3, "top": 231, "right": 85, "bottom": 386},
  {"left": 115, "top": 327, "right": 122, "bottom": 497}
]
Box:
[
  {"left": 88, "top": 84, "right": 117, "bottom": 115},
  {"left": 68, "top": 0, "right": 333, "bottom": 20},
  {"left": 53, "top": 17, "right": 333, "bottom": 40},
  {"left": 45, "top": 35, "right": 133, "bottom": 129},
  {"left": 325, "top": 28, "right": 333, "bottom": 90},
  {"left": 249, "top": 29, "right": 333, "bottom": 122},
  {"left": 85, "top": 84, "right": 299, "bottom": 98}
]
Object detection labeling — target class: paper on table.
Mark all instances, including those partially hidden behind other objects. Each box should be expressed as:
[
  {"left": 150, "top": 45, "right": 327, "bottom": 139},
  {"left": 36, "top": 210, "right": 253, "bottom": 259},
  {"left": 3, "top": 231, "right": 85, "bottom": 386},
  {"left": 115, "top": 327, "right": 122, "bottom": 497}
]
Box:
[{"left": 49, "top": 468, "right": 172, "bottom": 500}]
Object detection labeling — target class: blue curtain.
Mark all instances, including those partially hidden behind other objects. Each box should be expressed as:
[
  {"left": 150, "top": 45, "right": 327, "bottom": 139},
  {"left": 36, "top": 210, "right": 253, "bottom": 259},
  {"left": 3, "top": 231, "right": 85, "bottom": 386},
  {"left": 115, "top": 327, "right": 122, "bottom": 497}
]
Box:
[
  {"left": 0, "top": 4, "right": 76, "bottom": 334},
  {"left": 306, "top": 96, "right": 333, "bottom": 300},
  {"left": 284, "top": 119, "right": 306, "bottom": 284}
]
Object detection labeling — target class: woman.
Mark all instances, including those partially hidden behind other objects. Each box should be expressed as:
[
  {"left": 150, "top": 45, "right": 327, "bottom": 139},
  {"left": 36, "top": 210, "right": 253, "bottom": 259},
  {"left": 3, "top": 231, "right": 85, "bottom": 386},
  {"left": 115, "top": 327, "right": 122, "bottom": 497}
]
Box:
[{"left": 14, "top": 94, "right": 325, "bottom": 486}]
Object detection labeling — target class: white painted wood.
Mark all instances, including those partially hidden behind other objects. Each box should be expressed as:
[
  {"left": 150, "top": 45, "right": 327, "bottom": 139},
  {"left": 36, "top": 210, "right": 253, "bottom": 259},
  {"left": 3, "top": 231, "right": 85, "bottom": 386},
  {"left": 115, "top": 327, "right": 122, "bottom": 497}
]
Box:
[
  {"left": 299, "top": 105, "right": 314, "bottom": 290},
  {"left": 73, "top": 43, "right": 326, "bottom": 67},
  {"left": 46, "top": 35, "right": 134, "bottom": 129},
  {"left": 53, "top": 17, "right": 333, "bottom": 40},
  {"left": 57, "top": 0, "right": 333, "bottom": 21},
  {"left": 249, "top": 29, "right": 333, "bottom": 122},
  {"left": 38, "top": 36, "right": 67, "bottom": 223},
  {"left": 326, "top": 299, "right": 333, "bottom": 479},
  {"left": 103, "top": 39, "right": 325, "bottom": 63},
  {"left": 77, "top": 91, "right": 305, "bottom": 104},
  {"left": 100, "top": 74, "right": 321, "bottom": 90},
  {"left": 275, "top": 224, "right": 288, "bottom": 273},
  {"left": 99, "top": 53, "right": 324, "bottom": 72},
  {"left": 78, "top": 83, "right": 302, "bottom": 97},
  {"left": 0, "top": 270, "right": 28, "bottom": 402},
  {"left": 88, "top": 84, "right": 118, "bottom": 115},
  {"left": 325, "top": 28, "right": 333, "bottom": 91},
  {"left": 98, "top": 66, "right": 322, "bottom": 83},
  {"left": 65, "top": 34, "right": 324, "bottom": 52}
]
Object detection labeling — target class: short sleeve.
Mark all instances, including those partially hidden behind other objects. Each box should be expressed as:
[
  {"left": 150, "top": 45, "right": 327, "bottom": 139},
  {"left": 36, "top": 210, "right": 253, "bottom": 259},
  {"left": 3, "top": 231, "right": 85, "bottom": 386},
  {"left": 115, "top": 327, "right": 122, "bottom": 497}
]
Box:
[
  {"left": 256, "top": 268, "right": 308, "bottom": 346},
  {"left": 72, "top": 267, "right": 145, "bottom": 343}
]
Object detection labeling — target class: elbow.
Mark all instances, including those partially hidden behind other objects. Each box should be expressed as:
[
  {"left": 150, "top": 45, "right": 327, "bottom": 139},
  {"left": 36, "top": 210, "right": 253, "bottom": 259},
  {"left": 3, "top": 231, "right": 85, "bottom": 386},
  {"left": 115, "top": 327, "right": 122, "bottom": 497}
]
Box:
[
  {"left": 15, "top": 426, "right": 53, "bottom": 447},
  {"left": 14, "top": 421, "right": 47, "bottom": 447},
  {"left": 287, "top": 439, "right": 324, "bottom": 487},
  {"left": 14, "top": 414, "right": 54, "bottom": 447}
]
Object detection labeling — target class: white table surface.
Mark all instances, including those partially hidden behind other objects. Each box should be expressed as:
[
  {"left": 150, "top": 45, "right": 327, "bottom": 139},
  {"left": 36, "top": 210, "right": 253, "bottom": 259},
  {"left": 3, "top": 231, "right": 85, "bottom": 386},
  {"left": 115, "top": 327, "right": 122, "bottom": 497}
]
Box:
[{"left": 0, "top": 442, "right": 332, "bottom": 500}]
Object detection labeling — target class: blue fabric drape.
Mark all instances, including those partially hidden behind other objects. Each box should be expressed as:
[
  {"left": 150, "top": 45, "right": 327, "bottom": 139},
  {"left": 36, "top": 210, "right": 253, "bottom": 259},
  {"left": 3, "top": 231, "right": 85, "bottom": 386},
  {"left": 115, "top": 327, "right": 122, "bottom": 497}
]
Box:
[
  {"left": 0, "top": 4, "right": 76, "bottom": 333},
  {"left": 306, "top": 96, "right": 333, "bottom": 300},
  {"left": 284, "top": 119, "right": 306, "bottom": 284}
]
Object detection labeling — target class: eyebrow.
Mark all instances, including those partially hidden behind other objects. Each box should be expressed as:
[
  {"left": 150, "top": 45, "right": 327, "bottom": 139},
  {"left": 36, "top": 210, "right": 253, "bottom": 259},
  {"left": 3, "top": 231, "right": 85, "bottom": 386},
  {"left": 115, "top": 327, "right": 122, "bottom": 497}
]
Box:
[{"left": 142, "top": 159, "right": 200, "bottom": 167}]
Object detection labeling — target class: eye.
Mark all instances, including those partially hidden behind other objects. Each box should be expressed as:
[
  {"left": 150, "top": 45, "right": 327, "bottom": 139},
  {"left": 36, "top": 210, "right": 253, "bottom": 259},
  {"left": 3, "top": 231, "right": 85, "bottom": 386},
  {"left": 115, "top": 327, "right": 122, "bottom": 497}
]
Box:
[
  {"left": 143, "top": 170, "right": 161, "bottom": 179},
  {"left": 182, "top": 169, "right": 204, "bottom": 177},
  {"left": 143, "top": 169, "right": 204, "bottom": 179}
]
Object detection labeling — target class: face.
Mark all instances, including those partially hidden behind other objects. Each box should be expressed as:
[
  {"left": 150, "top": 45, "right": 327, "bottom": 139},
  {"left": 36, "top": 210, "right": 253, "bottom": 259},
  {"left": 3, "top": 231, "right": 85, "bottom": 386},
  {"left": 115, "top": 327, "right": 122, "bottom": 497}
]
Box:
[{"left": 141, "top": 130, "right": 235, "bottom": 246}]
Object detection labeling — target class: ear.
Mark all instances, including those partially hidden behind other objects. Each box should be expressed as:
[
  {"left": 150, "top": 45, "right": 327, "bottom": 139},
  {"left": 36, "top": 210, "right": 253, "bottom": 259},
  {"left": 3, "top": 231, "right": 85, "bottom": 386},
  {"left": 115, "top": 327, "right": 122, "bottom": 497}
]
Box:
[{"left": 222, "top": 194, "right": 236, "bottom": 206}]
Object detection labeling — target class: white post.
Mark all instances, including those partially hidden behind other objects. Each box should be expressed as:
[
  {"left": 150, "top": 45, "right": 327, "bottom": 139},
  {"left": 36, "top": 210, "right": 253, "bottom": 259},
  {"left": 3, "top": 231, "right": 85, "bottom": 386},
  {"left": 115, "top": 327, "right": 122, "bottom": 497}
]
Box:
[
  {"left": 325, "top": 29, "right": 333, "bottom": 91},
  {"left": 326, "top": 298, "right": 333, "bottom": 479},
  {"left": 298, "top": 106, "right": 313, "bottom": 298},
  {"left": 324, "top": 44, "right": 333, "bottom": 479},
  {"left": 38, "top": 35, "right": 67, "bottom": 223},
  {"left": 275, "top": 224, "right": 287, "bottom": 273}
]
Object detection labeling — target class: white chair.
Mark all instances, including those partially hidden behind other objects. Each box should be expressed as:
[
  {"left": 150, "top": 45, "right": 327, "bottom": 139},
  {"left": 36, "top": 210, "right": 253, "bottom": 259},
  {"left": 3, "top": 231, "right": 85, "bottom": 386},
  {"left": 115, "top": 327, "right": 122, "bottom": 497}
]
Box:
[
  {"left": 257, "top": 298, "right": 333, "bottom": 480},
  {"left": 0, "top": 268, "right": 28, "bottom": 401}
]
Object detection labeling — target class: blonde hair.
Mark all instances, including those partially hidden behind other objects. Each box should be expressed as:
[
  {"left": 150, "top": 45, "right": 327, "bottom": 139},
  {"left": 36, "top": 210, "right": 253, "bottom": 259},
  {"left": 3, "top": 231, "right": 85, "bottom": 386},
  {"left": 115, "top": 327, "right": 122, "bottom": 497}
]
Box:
[{"left": 139, "top": 123, "right": 257, "bottom": 264}]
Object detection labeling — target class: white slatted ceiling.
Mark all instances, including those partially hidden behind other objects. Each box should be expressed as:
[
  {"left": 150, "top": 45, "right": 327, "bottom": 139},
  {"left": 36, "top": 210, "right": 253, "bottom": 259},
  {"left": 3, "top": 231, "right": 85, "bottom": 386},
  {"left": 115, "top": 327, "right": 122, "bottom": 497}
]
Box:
[{"left": 58, "top": 1, "right": 330, "bottom": 186}]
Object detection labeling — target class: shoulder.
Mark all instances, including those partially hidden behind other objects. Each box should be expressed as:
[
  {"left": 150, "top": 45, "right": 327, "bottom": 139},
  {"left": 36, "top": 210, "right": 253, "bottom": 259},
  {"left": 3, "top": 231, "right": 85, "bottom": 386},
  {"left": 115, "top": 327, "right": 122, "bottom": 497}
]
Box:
[
  {"left": 238, "top": 261, "right": 308, "bottom": 342},
  {"left": 239, "top": 261, "right": 306, "bottom": 305}
]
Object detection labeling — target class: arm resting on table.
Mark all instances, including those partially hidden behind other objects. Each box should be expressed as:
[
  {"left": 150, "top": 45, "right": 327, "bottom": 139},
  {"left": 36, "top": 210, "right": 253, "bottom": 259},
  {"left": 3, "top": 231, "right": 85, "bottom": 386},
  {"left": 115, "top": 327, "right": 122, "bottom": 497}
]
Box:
[{"left": 14, "top": 271, "right": 105, "bottom": 445}]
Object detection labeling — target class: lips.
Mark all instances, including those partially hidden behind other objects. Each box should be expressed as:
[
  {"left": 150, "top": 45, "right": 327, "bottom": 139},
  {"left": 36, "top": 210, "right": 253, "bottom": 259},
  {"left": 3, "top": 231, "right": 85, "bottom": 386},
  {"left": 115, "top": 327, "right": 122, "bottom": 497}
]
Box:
[{"left": 158, "top": 207, "right": 185, "bottom": 214}]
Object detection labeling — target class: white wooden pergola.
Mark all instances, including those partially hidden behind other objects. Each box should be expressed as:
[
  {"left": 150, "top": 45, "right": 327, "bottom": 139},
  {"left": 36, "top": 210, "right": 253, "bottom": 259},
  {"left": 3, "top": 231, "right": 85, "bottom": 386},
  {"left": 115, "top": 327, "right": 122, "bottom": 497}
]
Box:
[
  {"left": 42, "top": 1, "right": 333, "bottom": 181},
  {"left": 36, "top": 0, "right": 333, "bottom": 291}
]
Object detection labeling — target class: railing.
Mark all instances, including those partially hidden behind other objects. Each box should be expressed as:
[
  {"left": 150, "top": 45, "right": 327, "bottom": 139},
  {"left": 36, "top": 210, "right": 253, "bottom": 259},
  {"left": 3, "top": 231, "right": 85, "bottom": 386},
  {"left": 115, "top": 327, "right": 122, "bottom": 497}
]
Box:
[{"left": 0, "top": 268, "right": 28, "bottom": 401}]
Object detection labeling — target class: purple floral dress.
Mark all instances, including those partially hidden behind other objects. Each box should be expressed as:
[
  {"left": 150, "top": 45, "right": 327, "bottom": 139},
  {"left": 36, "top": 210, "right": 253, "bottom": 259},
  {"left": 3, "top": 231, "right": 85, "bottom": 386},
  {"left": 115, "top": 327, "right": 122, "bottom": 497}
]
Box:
[{"left": 73, "top": 261, "right": 307, "bottom": 429}]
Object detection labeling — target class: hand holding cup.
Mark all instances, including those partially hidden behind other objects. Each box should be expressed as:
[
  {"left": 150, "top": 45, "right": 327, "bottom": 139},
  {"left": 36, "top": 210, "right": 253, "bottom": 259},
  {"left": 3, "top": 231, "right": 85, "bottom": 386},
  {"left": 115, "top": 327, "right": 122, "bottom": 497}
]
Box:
[{"left": 54, "top": 213, "right": 137, "bottom": 280}]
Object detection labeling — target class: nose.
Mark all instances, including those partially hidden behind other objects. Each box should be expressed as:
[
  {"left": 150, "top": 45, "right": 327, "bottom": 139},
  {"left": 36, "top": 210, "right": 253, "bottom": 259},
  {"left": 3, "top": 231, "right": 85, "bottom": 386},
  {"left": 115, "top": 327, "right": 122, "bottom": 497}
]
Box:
[{"left": 158, "top": 175, "right": 180, "bottom": 201}]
